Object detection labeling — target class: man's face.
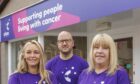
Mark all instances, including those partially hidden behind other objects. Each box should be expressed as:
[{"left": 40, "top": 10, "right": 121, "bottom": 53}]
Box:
[{"left": 57, "top": 32, "right": 74, "bottom": 55}]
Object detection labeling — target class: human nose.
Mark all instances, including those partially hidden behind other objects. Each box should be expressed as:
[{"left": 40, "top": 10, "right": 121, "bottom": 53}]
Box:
[
  {"left": 62, "top": 41, "right": 67, "bottom": 45},
  {"left": 97, "top": 47, "right": 103, "bottom": 52},
  {"left": 60, "top": 40, "right": 67, "bottom": 45},
  {"left": 30, "top": 52, "right": 35, "bottom": 57}
]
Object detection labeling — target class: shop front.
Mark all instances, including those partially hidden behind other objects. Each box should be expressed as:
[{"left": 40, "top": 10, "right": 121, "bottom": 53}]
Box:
[{"left": 1, "top": 0, "right": 140, "bottom": 84}]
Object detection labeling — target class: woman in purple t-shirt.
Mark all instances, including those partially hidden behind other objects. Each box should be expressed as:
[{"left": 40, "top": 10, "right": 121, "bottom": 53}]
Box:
[
  {"left": 8, "top": 40, "right": 57, "bottom": 84},
  {"left": 78, "top": 33, "right": 130, "bottom": 84}
]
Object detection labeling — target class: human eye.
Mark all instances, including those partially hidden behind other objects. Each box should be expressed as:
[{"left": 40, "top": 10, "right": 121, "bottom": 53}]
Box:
[
  {"left": 58, "top": 40, "right": 63, "bottom": 43},
  {"left": 68, "top": 39, "right": 72, "bottom": 42},
  {"left": 65, "top": 39, "right": 72, "bottom": 43},
  {"left": 102, "top": 46, "right": 109, "bottom": 49},
  {"left": 94, "top": 46, "right": 99, "bottom": 49},
  {"left": 34, "top": 50, "right": 40, "bottom": 54}
]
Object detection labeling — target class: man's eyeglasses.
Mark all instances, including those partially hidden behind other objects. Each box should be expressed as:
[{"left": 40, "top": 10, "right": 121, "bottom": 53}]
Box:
[{"left": 57, "top": 39, "right": 72, "bottom": 44}]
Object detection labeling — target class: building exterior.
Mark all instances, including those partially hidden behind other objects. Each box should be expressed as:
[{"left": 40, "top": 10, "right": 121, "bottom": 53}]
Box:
[
  {"left": 0, "top": 1, "right": 44, "bottom": 84},
  {"left": 0, "top": 0, "right": 140, "bottom": 84}
]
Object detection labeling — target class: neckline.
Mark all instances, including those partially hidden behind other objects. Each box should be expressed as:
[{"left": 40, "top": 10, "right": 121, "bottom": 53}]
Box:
[
  {"left": 26, "top": 72, "right": 40, "bottom": 76},
  {"left": 92, "top": 70, "right": 107, "bottom": 84},
  {"left": 58, "top": 54, "right": 74, "bottom": 61},
  {"left": 93, "top": 69, "right": 107, "bottom": 76}
]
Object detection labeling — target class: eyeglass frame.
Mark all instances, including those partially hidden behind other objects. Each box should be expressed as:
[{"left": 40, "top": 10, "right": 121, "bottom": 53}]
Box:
[{"left": 57, "top": 39, "right": 73, "bottom": 44}]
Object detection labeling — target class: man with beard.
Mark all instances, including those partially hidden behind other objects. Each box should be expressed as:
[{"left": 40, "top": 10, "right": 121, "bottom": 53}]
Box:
[{"left": 45, "top": 31, "right": 88, "bottom": 84}]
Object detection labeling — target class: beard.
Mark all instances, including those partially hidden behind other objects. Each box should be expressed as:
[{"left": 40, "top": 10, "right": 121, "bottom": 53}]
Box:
[{"left": 60, "top": 49, "right": 72, "bottom": 56}]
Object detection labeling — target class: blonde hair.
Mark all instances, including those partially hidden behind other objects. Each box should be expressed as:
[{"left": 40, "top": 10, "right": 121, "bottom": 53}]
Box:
[
  {"left": 17, "top": 40, "right": 51, "bottom": 84},
  {"left": 88, "top": 33, "right": 118, "bottom": 75}
]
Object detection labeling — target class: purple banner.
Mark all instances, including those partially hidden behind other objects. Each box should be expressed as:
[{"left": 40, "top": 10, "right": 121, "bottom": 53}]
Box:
[{"left": 1, "top": 0, "right": 140, "bottom": 42}]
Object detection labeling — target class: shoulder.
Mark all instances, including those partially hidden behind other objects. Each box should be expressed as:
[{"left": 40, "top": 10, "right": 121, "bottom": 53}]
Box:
[
  {"left": 74, "top": 55, "right": 88, "bottom": 65},
  {"left": 115, "top": 66, "right": 130, "bottom": 84},
  {"left": 45, "top": 55, "right": 60, "bottom": 70},
  {"left": 47, "top": 55, "right": 59, "bottom": 63},
  {"left": 46, "top": 55, "right": 59, "bottom": 66},
  {"left": 9, "top": 72, "right": 27, "bottom": 79},
  {"left": 116, "top": 66, "right": 128, "bottom": 75},
  {"left": 9, "top": 72, "right": 21, "bottom": 79},
  {"left": 73, "top": 55, "right": 87, "bottom": 62},
  {"left": 8, "top": 72, "right": 21, "bottom": 84},
  {"left": 79, "top": 69, "right": 91, "bottom": 77},
  {"left": 73, "top": 55, "right": 88, "bottom": 68}
]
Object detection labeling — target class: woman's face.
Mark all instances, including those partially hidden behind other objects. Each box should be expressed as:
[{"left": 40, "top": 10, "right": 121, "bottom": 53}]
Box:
[
  {"left": 93, "top": 46, "right": 109, "bottom": 66},
  {"left": 24, "top": 44, "right": 40, "bottom": 67}
]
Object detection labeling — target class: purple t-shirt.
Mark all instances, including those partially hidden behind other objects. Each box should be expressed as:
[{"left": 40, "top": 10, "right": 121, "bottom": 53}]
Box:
[
  {"left": 8, "top": 71, "right": 57, "bottom": 84},
  {"left": 78, "top": 67, "right": 130, "bottom": 84},
  {"left": 46, "top": 55, "right": 88, "bottom": 84}
]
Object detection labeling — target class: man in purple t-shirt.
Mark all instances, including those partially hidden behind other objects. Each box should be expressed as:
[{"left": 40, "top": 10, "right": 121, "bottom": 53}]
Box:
[{"left": 46, "top": 31, "right": 88, "bottom": 84}]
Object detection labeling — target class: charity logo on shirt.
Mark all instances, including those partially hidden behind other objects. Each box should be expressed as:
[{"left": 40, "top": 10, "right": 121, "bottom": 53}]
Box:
[
  {"left": 93, "top": 81, "right": 105, "bottom": 84},
  {"left": 61, "top": 66, "right": 77, "bottom": 82},
  {"left": 101, "top": 81, "right": 105, "bottom": 84}
]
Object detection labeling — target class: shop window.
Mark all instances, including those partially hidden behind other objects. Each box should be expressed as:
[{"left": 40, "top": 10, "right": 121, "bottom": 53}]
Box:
[
  {"left": 44, "top": 36, "right": 87, "bottom": 61},
  {"left": 115, "top": 37, "right": 133, "bottom": 83}
]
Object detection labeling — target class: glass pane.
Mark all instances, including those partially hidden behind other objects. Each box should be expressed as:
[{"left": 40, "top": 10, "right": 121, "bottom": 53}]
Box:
[{"left": 115, "top": 38, "right": 133, "bottom": 83}]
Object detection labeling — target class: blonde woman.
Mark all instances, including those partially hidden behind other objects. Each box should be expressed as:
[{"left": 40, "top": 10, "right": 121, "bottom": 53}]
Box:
[
  {"left": 78, "top": 33, "right": 130, "bottom": 84},
  {"left": 8, "top": 40, "right": 57, "bottom": 84}
]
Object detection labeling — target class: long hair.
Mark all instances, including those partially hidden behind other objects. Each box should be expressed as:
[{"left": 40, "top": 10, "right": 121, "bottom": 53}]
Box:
[
  {"left": 88, "top": 33, "right": 118, "bottom": 75},
  {"left": 17, "top": 40, "right": 51, "bottom": 84}
]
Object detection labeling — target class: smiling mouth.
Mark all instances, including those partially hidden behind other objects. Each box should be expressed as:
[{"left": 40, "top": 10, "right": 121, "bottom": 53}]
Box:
[
  {"left": 96, "top": 55, "right": 105, "bottom": 58},
  {"left": 28, "top": 59, "right": 37, "bottom": 62}
]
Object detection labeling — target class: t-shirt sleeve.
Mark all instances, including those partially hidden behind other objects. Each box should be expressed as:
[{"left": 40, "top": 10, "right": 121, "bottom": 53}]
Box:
[
  {"left": 81, "top": 59, "right": 88, "bottom": 70},
  {"left": 45, "top": 61, "right": 51, "bottom": 70},
  {"left": 8, "top": 73, "right": 20, "bottom": 84},
  {"left": 45, "top": 56, "right": 57, "bottom": 71},
  {"left": 45, "top": 58, "right": 54, "bottom": 71},
  {"left": 117, "top": 68, "right": 131, "bottom": 84}
]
